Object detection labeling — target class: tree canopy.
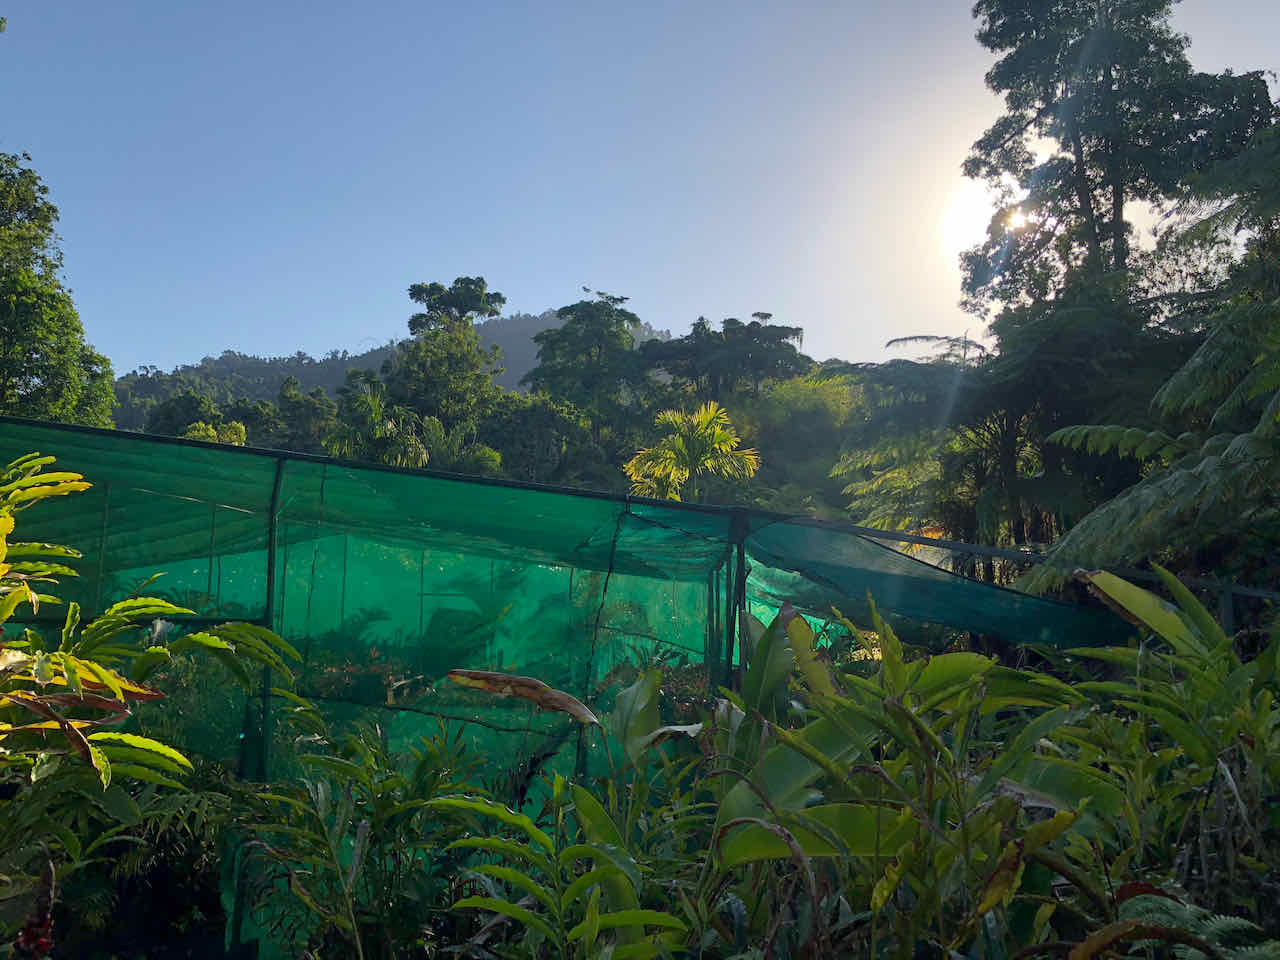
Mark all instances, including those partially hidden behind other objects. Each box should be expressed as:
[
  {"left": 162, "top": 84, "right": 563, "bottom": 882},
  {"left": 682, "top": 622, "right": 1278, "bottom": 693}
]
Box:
[{"left": 0, "top": 152, "right": 114, "bottom": 427}]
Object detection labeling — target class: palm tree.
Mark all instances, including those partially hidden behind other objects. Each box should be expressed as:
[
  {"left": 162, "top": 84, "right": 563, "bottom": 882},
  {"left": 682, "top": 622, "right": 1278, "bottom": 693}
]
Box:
[
  {"left": 325, "top": 377, "right": 431, "bottom": 469},
  {"left": 624, "top": 401, "right": 760, "bottom": 501}
]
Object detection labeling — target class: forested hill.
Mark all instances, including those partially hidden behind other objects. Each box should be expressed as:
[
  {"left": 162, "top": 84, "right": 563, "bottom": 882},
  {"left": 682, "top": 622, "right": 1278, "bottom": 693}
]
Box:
[{"left": 112, "top": 310, "right": 671, "bottom": 430}]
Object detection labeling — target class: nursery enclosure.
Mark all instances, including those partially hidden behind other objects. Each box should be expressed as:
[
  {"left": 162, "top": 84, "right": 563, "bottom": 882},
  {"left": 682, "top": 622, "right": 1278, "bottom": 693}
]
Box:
[{"left": 0, "top": 415, "right": 1122, "bottom": 780}]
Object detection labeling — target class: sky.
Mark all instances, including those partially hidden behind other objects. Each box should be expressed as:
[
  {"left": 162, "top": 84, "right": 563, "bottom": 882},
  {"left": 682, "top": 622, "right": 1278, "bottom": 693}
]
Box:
[{"left": 2, "top": 1, "right": 1278, "bottom": 375}]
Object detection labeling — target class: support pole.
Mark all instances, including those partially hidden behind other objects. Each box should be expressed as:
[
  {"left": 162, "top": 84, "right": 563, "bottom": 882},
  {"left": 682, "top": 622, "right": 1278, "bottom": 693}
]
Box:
[{"left": 93, "top": 482, "right": 111, "bottom": 616}]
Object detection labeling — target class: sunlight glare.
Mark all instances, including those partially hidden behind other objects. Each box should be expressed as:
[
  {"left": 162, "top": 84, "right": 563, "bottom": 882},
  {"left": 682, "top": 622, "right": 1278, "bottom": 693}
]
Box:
[{"left": 940, "top": 180, "right": 996, "bottom": 264}]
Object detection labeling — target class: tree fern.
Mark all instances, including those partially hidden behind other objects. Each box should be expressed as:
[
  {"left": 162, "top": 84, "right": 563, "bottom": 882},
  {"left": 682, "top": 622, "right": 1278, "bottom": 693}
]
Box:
[
  {"left": 1119, "top": 894, "right": 1280, "bottom": 959},
  {"left": 1026, "top": 125, "right": 1280, "bottom": 590}
]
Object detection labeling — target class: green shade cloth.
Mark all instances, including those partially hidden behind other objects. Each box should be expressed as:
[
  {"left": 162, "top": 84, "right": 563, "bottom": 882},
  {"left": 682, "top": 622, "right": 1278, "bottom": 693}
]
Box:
[
  {"left": 0, "top": 415, "right": 1130, "bottom": 956},
  {"left": 0, "top": 415, "right": 1125, "bottom": 695}
]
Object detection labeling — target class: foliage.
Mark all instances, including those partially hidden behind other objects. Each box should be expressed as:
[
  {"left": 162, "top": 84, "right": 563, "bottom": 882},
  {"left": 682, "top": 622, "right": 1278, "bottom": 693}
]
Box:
[
  {"left": 417, "top": 573, "right": 1280, "bottom": 958},
  {"left": 640, "top": 313, "right": 810, "bottom": 402},
  {"left": 245, "top": 704, "right": 478, "bottom": 960},
  {"left": 1027, "top": 124, "right": 1280, "bottom": 588},
  {"left": 181, "top": 419, "right": 247, "bottom": 445},
  {"left": 0, "top": 452, "right": 300, "bottom": 955},
  {"left": 385, "top": 277, "right": 507, "bottom": 437},
  {"left": 326, "top": 371, "right": 432, "bottom": 468},
  {"left": 0, "top": 152, "right": 115, "bottom": 428},
  {"left": 523, "top": 293, "right": 647, "bottom": 440},
  {"left": 624, "top": 401, "right": 760, "bottom": 502}
]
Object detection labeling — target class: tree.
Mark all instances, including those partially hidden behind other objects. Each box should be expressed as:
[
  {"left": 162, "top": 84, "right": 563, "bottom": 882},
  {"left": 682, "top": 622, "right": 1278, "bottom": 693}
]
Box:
[
  {"left": 1024, "top": 122, "right": 1280, "bottom": 589},
  {"left": 523, "top": 292, "right": 645, "bottom": 438},
  {"left": 642, "top": 314, "right": 809, "bottom": 401},
  {"left": 183, "top": 420, "right": 247, "bottom": 445},
  {"left": 144, "top": 390, "right": 220, "bottom": 437},
  {"left": 0, "top": 153, "right": 114, "bottom": 426},
  {"left": 624, "top": 401, "right": 760, "bottom": 502},
  {"left": 222, "top": 397, "right": 286, "bottom": 447},
  {"left": 385, "top": 277, "right": 504, "bottom": 434},
  {"left": 276, "top": 376, "right": 338, "bottom": 454},
  {"left": 406, "top": 276, "right": 505, "bottom": 337},
  {"left": 325, "top": 371, "right": 430, "bottom": 468},
  {"left": 834, "top": 1, "right": 1277, "bottom": 573},
  {"left": 963, "top": 0, "right": 1273, "bottom": 306},
  {"left": 477, "top": 391, "right": 602, "bottom": 485}
]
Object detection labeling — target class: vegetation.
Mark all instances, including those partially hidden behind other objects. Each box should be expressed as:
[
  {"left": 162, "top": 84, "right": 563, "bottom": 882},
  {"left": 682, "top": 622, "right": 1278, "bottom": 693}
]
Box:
[
  {"left": 0, "top": 153, "right": 114, "bottom": 427},
  {"left": 0, "top": 454, "right": 299, "bottom": 957},
  {"left": 1, "top": 0, "right": 1279, "bottom": 954}
]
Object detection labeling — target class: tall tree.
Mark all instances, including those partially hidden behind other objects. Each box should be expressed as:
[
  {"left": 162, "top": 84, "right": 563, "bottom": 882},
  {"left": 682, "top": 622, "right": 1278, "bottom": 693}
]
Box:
[
  {"left": 523, "top": 292, "right": 645, "bottom": 439},
  {"left": 0, "top": 153, "right": 114, "bottom": 426},
  {"left": 406, "top": 276, "right": 505, "bottom": 336},
  {"left": 385, "top": 277, "right": 504, "bottom": 434},
  {"left": 144, "top": 390, "right": 221, "bottom": 437},
  {"left": 477, "top": 392, "right": 601, "bottom": 485},
  {"left": 1025, "top": 122, "right": 1280, "bottom": 589},
  {"left": 276, "top": 376, "right": 339, "bottom": 454},
  {"left": 640, "top": 314, "right": 808, "bottom": 402},
  {"left": 624, "top": 401, "right": 760, "bottom": 502},
  {"left": 964, "top": 0, "right": 1273, "bottom": 304}
]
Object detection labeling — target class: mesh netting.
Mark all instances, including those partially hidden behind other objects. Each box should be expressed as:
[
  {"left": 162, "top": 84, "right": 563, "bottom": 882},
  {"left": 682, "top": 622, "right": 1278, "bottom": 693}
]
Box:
[{"left": 0, "top": 416, "right": 1128, "bottom": 954}]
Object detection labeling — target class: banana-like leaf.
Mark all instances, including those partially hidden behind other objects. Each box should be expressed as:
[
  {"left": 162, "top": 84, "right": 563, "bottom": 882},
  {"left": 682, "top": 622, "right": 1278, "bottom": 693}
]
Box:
[
  {"left": 1076, "top": 571, "right": 1204, "bottom": 657},
  {"left": 784, "top": 607, "right": 836, "bottom": 697},
  {"left": 741, "top": 606, "right": 795, "bottom": 718},
  {"left": 610, "top": 669, "right": 661, "bottom": 765}
]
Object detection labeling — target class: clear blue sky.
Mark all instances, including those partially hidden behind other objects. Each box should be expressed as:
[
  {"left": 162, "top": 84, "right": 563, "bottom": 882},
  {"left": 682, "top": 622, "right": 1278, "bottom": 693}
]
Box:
[{"left": 2, "top": 1, "right": 1277, "bottom": 374}]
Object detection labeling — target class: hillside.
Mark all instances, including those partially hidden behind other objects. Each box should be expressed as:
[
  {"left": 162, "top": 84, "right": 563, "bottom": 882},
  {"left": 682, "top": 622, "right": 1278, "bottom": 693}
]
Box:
[{"left": 113, "top": 310, "right": 671, "bottom": 430}]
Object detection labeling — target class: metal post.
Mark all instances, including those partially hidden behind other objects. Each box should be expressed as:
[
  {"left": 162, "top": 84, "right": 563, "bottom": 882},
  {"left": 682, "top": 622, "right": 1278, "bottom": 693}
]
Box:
[{"left": 93, "top": 482, "right": 111, "bottom": 615}]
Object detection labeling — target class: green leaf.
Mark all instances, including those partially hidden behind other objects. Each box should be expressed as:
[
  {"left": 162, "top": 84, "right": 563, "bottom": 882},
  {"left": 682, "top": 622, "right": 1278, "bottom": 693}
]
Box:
[
  {"left": 446, "top": 837, "right": 553, "bottom": 877},
  {"left": 1114, "top": 700, "right": 1213, "bottom": 766},
  {"left": 610, "top": 669, "right": 661, "bottom": 765},
  {"left": 869, "top": 597, "right": 905, "bottom": 696},
  {"left": 785, "top": 606, "right": 836, "bottom": 697},
  {"left": 469, "top": 864, "right": 557, "bottom": 916},
  {"left": 87, "top": 732, "right": 192, "bottom": 771},
  {"left": 741, "top": 605, "right": 795, "bottom": 718},
  {"left": 716, "top": 698, "right": 874, "bottom": 829},
  {"left": 561, "top": 866, "right": 623, "bottom": 911},
  {"left": 109, "top": 763, "right": 184, "bottom": 789},
  {"left": 717, "top": 803, "right": 913, "bottom": 866},
  {"left": 166, "top": 631, "right": 234, "bottom": 655},
  {"left": 88, "top": 744, "right": 111, "bottom": 789},
  {"left": 567, "top": 910, "right": 686, "bottom": 940},
  {"left": 975, "top": 707, "right": 1081, "bottom": 799},
  {"left": 60, "top": 602, "right": 80, "bottom": 652},
  {"left": 1079, "top": 571, "right": 1204, "bottom": 657},
  {"left": 571, "top": 783, "right": 624, "bottom": 847},
  {"left": 427, "top": 796, "right": 554, "bottom": 852},
  {"left": 452, "top": 896, "right": 558, "bottom": 943},
  {"left": 1151, "top": 563, "right": 1230, "bottom": 653},
  {"left": 914, "top": 652, "right": 994, "bottom": 695}
]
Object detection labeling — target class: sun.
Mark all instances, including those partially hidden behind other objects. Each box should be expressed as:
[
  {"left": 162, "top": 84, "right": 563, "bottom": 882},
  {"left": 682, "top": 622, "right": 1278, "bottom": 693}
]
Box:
[{"left": 1008, "top": 210, "right": 1028, "bottom": 229}]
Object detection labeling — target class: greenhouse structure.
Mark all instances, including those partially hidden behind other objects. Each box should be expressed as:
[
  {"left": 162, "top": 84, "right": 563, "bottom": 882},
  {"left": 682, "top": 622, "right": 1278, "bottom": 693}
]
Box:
[
  {"left": 1, "top": 414, "right": 1135, "bottom": 953},
  {"left": 0, "top": 414, "right": 1126, "bottom": 762}
]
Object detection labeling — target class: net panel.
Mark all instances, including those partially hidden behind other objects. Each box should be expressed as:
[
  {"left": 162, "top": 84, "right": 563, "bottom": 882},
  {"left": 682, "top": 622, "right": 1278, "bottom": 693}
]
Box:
[{"left": 0, "top": 416, "right": 1128, "bottom": 954}]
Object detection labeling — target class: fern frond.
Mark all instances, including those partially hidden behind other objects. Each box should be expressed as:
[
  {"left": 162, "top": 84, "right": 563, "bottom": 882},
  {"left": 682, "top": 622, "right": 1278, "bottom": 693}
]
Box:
[{"left": 1050, "top": 424, "right": 1189, "bottom": 461}]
